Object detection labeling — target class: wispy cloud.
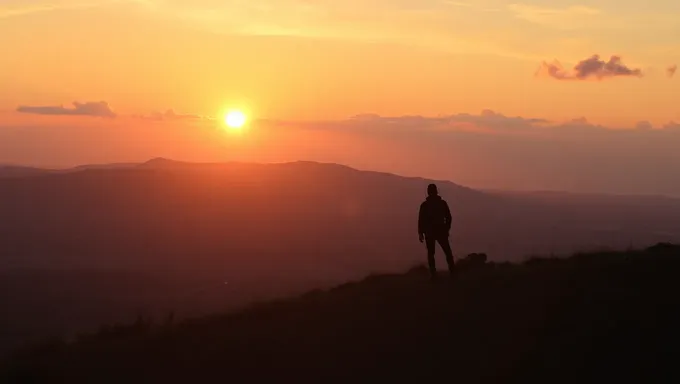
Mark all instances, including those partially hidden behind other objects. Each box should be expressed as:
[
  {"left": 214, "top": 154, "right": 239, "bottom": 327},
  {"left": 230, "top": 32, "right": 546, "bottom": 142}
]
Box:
[
  {"left": 635, "top": 121, "right": 654, "bottom": 130},
  {"left": 131, "top": 0, "right": 541, "bottom": 61},
  {"left": 538, "top": 55, "right": 643, "bottom": 81},
  {"left": 442, "top": 1, "right": 472, "bottom": 7},
  {"left": 134, "top": 109, "right": 203, "bottom": 121},
  {"left": 663, "top": 121, "right": 680, "bottom": 130},
  {"left": 17, "top": 101, "right": 116, "bottom": 118},
  {"left": 344, "top": 110, "right": 549, "bottom": 133},
  {"left": 507, "top": 3, "right": 603, "bottom": 29},
  {"left": 0, "top": 1, "right": 125, "bottom": 19}
]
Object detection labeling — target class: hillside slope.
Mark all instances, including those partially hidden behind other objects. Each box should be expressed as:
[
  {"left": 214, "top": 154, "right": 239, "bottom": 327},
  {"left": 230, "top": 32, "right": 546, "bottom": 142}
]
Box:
[{"left": 3, "top": 245, "right": 679, "bottom": 383}]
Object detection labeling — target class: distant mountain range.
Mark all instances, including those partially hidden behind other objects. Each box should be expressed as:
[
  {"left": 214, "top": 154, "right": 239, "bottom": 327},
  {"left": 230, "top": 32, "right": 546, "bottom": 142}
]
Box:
[
  {"left": 2, "top": 158, "right": 680, "bottom": 270},
  {"left": 1, "top": 159, "right": 680, "bottom": 355},
  {"left": 0, "top": 162, "right": 139, "bottom": 177}
]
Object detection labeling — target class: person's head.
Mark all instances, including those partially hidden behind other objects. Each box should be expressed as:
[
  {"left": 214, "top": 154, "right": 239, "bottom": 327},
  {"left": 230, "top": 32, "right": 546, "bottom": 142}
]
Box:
[{"left": 427, "top": 183, "right": 438, "bottom": 196}]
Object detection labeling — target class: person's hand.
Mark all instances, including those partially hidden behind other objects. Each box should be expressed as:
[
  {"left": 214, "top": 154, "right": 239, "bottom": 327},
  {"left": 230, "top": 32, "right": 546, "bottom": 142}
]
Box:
[{"left": 419, "top": 233, "right": 424, "bottom": 243}]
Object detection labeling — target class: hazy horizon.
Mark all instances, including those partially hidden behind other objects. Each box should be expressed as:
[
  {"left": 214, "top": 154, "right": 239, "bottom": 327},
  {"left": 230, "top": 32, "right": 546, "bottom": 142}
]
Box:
[{"left": 4, "top": 157, "right": 680, "bottom": 199}]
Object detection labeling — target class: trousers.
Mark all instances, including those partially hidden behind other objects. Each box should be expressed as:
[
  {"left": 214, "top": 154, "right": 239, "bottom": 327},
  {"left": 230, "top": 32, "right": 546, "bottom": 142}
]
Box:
[{"left": 425, "top": 234, "right": 455, "bottom": 277}]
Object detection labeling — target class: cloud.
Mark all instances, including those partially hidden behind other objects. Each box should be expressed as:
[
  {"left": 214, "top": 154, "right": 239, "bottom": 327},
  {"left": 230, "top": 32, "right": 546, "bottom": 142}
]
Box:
[
  {"left": 269, "top": 111, "right": 680, "bottom": 196},
  {"left": 668, "top": 65, "right": 677, "bottom": 78},
  {"left": 135, "top": 109, "right": 203, "bottom": 121},
  {"left": 0, "top": 1, "right": 121, "bottom": 19},
  {"left": 16, "top": 101, "right": 116, "bottom": 118},
  {"left": 538, "top": 55, "right": 643, "bottom": 80},
  {"left": 663, "top": 121, "right": 680, "bottom": 130},
  {"left": 443, "top": 1, "right": 473, "bottom": 7},
  {"left": 507, "top": 4, "right": 603, "bottom": 29},
  {"left": 276, "top": 111, "right": 680, "bottom": 136},
  {"left": 134, "top": 0, "right": 543, "bottom": 61},
  {"left": 344, "top": 110, "right": 548, "bottom": 133},
  {"left": 635, "top": 121, "right": 653, "bottom": 130},
  {"left": 311, "top": 112, "right": 575, "bottom": 138},
  {"left": 567, "top": 117, "right": 589, "bottom": 125}
]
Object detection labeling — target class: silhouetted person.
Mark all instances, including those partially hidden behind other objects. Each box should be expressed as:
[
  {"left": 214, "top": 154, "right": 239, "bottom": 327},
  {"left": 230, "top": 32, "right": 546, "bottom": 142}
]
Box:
[{"left": 418, "top": 184, "right": 455, "bottom": 279}]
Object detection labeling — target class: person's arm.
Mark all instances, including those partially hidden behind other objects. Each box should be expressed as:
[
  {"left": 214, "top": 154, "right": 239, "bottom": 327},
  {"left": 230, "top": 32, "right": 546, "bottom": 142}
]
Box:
[{"left": 443, "top": 201, "right": 452, "bottom": 232}]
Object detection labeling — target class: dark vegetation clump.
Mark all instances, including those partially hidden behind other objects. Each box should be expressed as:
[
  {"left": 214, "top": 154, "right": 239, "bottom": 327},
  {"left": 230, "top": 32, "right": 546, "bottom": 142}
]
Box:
[{"left": 2, "top": 244, "right": 680, "bottom": 383}]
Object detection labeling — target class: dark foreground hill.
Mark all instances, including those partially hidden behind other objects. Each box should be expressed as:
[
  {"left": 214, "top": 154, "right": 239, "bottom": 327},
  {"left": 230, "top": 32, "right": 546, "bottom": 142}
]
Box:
[{"left": 3, "top": 244, "right": 680, "bottom": 383}]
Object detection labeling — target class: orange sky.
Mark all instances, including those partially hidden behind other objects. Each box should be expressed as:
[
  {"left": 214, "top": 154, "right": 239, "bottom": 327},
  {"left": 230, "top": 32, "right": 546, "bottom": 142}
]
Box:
[
  {"left": 1, "top": 0, "right": 679, "bottom": 124},
  {"left": 2, "top": 1, "right": 680, "bottom": 195}
]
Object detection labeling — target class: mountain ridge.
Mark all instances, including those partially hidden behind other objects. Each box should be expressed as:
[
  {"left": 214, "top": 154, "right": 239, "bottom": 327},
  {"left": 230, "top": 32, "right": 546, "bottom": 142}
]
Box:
[
  {"left": 6, "top": 157, "right": 680, "bottom": 201},
  {"left": 2, "top": 158, "right": 479, "bottom": 195}
]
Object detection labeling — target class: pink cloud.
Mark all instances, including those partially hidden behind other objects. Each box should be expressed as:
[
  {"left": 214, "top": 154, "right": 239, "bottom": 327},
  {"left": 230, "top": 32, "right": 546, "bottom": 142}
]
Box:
[{"left": 538, "top": 54, "right": 642, "bottom": 81}]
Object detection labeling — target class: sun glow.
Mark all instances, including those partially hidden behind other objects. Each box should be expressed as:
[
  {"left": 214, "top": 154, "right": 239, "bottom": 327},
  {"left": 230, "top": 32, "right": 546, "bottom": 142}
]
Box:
[{"left": 224, "top": 110, "right": 247, "bottom": 129}]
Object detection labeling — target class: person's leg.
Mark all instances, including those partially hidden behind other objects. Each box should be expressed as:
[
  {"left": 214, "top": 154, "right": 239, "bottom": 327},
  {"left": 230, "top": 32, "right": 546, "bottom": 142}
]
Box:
[
  {"left": 425, "top": 235, "right": 437, "bottom": 278},
  {"left": 438, "top": 236, "right": 456, "bottom": 278}
]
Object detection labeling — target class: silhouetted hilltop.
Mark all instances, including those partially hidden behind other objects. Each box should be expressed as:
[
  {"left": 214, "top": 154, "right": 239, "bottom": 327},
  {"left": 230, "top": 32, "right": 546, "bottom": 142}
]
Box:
[{"left": 3, "top": 245, "right": 679, "bottom": 383}]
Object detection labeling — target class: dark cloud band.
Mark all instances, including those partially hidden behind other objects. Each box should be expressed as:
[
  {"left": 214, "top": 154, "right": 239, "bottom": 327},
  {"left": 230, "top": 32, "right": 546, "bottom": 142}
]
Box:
[{"left": 17, "top": 101, "right": 116, "bottom": 118}]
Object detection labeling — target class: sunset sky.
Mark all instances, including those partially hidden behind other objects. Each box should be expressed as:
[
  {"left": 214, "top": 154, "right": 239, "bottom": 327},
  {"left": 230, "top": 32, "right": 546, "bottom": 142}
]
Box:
[{"left": 2, "top": 0, "right": 680, "bottom": 195}]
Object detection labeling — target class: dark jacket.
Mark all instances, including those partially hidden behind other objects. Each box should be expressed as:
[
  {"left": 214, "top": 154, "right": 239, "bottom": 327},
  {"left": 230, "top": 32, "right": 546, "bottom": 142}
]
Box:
[{"left": 418, "top": 195, "right": 452, "bottom": 237}]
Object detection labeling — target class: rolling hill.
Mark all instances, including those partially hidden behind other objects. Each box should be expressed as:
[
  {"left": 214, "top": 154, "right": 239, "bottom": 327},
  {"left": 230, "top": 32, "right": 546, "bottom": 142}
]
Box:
[{"left": 2, "top": 245, "right": 679, "bottom": 383}]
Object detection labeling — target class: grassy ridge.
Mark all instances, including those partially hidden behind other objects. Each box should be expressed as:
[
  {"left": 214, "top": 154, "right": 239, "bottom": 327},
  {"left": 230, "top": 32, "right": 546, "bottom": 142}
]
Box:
[{"left": 3, "top": 244, "right": 680, "bottom": 383}]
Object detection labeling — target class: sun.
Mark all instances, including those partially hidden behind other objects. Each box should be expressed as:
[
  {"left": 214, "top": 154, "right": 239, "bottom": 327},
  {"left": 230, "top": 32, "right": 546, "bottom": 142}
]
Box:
[{"left": 224, "top": 110, "right": 247, "bottom": 129}]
